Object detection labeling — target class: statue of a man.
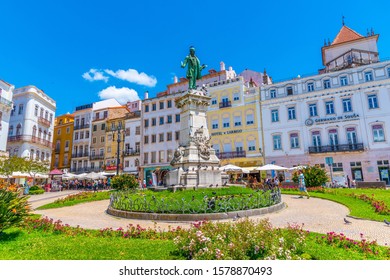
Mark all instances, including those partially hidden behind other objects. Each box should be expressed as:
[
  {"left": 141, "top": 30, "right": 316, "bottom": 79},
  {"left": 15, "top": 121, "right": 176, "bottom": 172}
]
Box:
[{"left": 181, "top": 46, "right": 207, "bottom": 90}]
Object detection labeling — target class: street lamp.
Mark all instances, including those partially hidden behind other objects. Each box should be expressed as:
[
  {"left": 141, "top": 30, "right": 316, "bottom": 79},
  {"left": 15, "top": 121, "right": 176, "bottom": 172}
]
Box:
[{"left": 112, "top": 126, "right": 125, "bottom": 176}]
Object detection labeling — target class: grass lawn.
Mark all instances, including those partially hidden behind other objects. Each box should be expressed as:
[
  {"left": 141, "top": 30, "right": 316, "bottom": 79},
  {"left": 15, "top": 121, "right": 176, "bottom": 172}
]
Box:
[
  {"left": 37, "top": 191, "right": 112, "bottom": 210},
  {"left": 282, "top": 188, "right": 390, "bottom": 222},
  {"left": 0, "top": 226, "right": 388, "bottom": 260}
]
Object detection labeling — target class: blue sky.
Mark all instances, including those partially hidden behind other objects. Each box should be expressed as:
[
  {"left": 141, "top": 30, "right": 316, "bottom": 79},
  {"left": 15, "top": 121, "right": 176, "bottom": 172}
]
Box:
[{"left": 1, "top": 0, "right": 390, "bottom": 115}]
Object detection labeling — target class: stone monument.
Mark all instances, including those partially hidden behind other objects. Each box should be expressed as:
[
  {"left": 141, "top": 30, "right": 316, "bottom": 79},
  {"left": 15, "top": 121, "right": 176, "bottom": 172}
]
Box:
[{"left": 165, "top": 47, "right": 228, "bottom": 188}]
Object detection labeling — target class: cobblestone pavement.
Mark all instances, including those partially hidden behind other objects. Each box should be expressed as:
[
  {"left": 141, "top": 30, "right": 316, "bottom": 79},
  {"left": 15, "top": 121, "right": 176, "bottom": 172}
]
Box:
[{"left": 31, "top": 193, "right": 390, "bottom": 246}]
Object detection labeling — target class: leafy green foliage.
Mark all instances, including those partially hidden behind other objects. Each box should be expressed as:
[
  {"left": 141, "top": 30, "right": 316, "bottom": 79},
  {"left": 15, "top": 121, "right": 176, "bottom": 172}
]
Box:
[
  {"left": 111, "top": 174, "right": 138, "bottom": 190},
  {"left": 28, "top": 186, "right": 45, "bottom": 195},
  {"left": 292, "top": 165, "right": 329, "bottom": 187},
  {"left": 0, "top": 156, "right": 49, "bottom": 183},
  {"left": 0, "top": 188, "right": 30, "bottom": 233}
]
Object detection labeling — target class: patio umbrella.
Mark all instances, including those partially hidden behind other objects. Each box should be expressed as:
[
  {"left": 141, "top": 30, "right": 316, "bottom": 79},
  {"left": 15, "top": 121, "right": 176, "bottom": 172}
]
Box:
[
  {"left": 49, "top": 168, "right": 63, "bottom": 176},
  {"left": 11, "top": 171, "right": 31, "bottom": 178},
  {"left": 75, "top": 173, "right": 88, "bottom": 179},
  {"left": 255, "top": 164, "right": 288, "bottom": 171},
  {"left": 62, "top": 173, "right": 77, "bottom": 180},
  {"left": 288, "top": 165, "right": 307, "bottom": 171},
  {"left": 221, "top": 164, "right": 245, "bottom": 173}
]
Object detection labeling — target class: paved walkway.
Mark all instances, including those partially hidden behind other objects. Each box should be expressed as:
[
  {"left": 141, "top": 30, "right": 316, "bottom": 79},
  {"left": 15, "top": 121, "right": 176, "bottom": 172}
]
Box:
[{"left": 30, "top": 193, "right": 390, "bottom": 246}]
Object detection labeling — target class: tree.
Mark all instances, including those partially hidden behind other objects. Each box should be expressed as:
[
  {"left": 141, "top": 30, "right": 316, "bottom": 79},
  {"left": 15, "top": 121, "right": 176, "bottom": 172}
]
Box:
[
  {"left": 111, "top": 174, "right": 138, "bottom": 190},
  {"left": 0, "top": 156, "right": 27, "bottom": 180},
  {"left": 292, "top": 165, "right": 329, "bottom": 187},
  {"left": 24, "top": 159, "right": 49, "bottom": 184}
]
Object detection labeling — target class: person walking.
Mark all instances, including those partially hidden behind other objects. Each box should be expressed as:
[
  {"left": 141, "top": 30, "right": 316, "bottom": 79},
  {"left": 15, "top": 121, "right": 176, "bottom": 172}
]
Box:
[{"left": 298, "top": 170, "right": 310, "bottom": 199}]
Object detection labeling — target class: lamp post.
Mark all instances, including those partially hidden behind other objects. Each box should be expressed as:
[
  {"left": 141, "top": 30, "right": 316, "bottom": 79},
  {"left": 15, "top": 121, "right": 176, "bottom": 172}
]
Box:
[{"left": 112, "top": 126, "right": 124, "bottom": 176}]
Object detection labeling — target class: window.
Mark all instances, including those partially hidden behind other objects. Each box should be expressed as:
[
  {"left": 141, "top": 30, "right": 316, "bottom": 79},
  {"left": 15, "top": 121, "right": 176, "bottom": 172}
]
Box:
[
  {"left": 159, "top": 150, "right": 164, "bottom": 163},
  {"left": 136, "top": 126, "right": 140, "bottom": 135},
  {"left": 40, "top": 108, "right": 44, "bottom": 117},
  {"left": 286, "top": 86, "right": 293, "bottom": 96},
  {"left": 159, "top": 133, "right": 164, "bottom": 142},
  {"left": 233, "top": 93, "right": 240, "bottom": 101},
  {"left": 75, "top": 132, "right": 79, "bottom": 140},
  {"left": 223, "top": 117, "right": 230, "bottom": 128},
  {"left": 175, "top": 114, "right": 180, "bottom": 122},
  {"left": 342, "top": 98, "right": 352, "bottom": 112},
  {"left": 125, "top": 161, "right": 129, "bottom": 168},
  {"left": 235, "top": 142, "right": 243, "bottom": 152},
  {"left": 80, "top": 131, "right": 84, "bottom": 139},
  {"left": 151, "top": 151, "right": 156, "bottom": 163},
  {"left": 159, "top": 101, "right": 164, "bottom": 110},
  {"left": 323, "top": 79, "right": 331, "bottom": 89},
  {"left": 290, "top": 133, "right": 299, "bottom": 148},
  {"left": 273, "top": 135, "right": 282, "bottom": 150},
  {"left": 211, "top": 98, "right": 217, "bottom": 105},
  {"left": 151, "top": 134, "right": 156, "bottom": 143},
  {"left": 144, "top": 153, "right": 148, "bottom": 164},
  {"left": 108, "top": 134, "right": 112, "bottom": 141},
  {"left": 340, "top": 76, "right": 348, "bottom": 86},
  {"left": 152, "top": 103, "right": 156, "bottom": 111},
  {"left": 16, "top": 124, "right": 22, "bottom": 136},
  {"left": 100, "top": 136, "right": 105, "bottom": 143},
  {"left": 167, "top": 132, "right": 172, "bottom": 141},
  {"left": 125, "top": 128, "right": 130, "bottom": 136},
  {"left": 332, "top": 162, "right": 344, "bottom": 172},
  {"left": 92, "top": 137, "right": 97, "bottom": 144},
  {"left": 325, "top": 101, "right": 335, "bottom": 114},
  {"left": 270, "top": 89, "right": 276, "bottom": 98},
  {"left": 309, "top": 104, "right": 317, "bottom": 117},
  {"left": 103, "top": 111, "right": 108, "bottom": 118},
  {"left": 372, "top": 125, "right": 385, "bottom": 142},
  {"left": 101, "top": 123, "right": 106, "bottom": 130},
  {"left": 248, "top": 140, "right": 256, "bottom": 151},
  {"left": 93, "top": 125, "right": 97, "bottom": 132},
  {"left": 212, "top": 119, "right": 218, "bottom": 129},
  {"left": 387, "top": 68, "right": 390, "bottom": 78},
  {"left": 213, "top": 144, "right": 220, "bottom": 153},
  {"left": 307, "top": 82, "right": 314, "bottom": 92},
  {"left": 167, "top": 115, "right": 172, "bottom": 123},
  {"left": 368, "top": 94, "right": 379, "bottom": 109},
  {"left": 8, "top": 125, "right": 13, "bottom": 136},
  {"left": 45, "top": 111, "right": 48, "bottom": 120},
  {"left": 144, "top": 119, "right": 149, "bottom": 127},
  {"left": 167, "top": 100, "right": 172, "bottom": 108},
  {"left": 271, "top": 109, "right": 279, "bottom": 122},
  {"left": 34, "top": 105, "right": 38, "bottom": 116},
  {"left": 159, "top": 116, "right": 164, "bottom": 125},
  {"left": 49, "top": 113, "right": 53, "bottom": 122},
  {"left": 85, "top": 131, "right": 89, "bottom": 138},
  {"left": 175, "top": 131, "right": 180, "bottom": 140},
  {"left": 234, "top": 116, "right": 241, "bottom": 126},
  {"left": 107, "top": 147, "right": 111, "bottom": 153},
  {"left": 365, "top": 71, "right": 373, "bottom": 82},
  {"left": 145, "top": 105, "right": 149, "bottom": 112},
  {"left": 65, "top": 140, "right": 69, "bottom": 148},
  {"left": 287, "top": 107, "right": 296, "bottom": 120},
  {"left": 246, "top": 114, "right": 254, "bottom": 125},
  {"left": 144, "top": 135, "right": 149, "bottom": 144},
  {"left": 57, "top": 129, "right": 61, "bottom": 135},
  {"left": 18, "top": 104, "right": 23, "bottom": 115},
  {"left": 152, "top": 118, "right": 156, "bottom": 126}
]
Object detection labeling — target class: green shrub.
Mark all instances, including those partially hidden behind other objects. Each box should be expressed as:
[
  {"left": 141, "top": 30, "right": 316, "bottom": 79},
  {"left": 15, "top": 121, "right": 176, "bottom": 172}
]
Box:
[
  {"left": 29, "top": 185, "right": 41, "bottom": 191},
  {"left": 0, "top": 189, "right": 30, "bottom": 233},
  {"left": 29, "top": 189, "right": 45, "bottom": 195},
  {"left": 292, "top": 165, "right": 329, "bottom": 187},
  {"left": 111, "top": 174, "right": 138, "bottom": 191}
]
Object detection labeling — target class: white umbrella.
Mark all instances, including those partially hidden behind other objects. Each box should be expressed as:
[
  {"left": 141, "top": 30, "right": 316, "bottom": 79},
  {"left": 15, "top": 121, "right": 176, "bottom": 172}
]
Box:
[
  {"left": 11, "top": 171, "right": 31, "bottom": 178},
  {"left": 255, "top": 164, "right": 288, "bottom": 171},
  {"left": 221, "top": 164, "right": 245, "bottom": 173},
  {"left": 288, "top": 165, "right": 307, "bottom": 171},
  {"left": 33, "top": 173, "right": 49, "bottom": 179},
  {"left": 75, "top": 173, "right": 88, "bottom": 179},
  {"left": 85, "top": 172, "right": 107, "bottom": 180},
  {"left": 62, "top": 172, "right": 77, "bottom": 180}
]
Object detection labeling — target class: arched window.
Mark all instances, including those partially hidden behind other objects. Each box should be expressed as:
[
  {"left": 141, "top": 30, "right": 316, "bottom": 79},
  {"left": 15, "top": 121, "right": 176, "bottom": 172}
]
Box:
[
  {"left": 32, "top": 125, "right": 37, "bottom": 136},
  {"left": 40, "top": 108, "right": 44, "bottom": 118},
  {"left": 41, "top": 151, "right": 45, "bottom": 161},
  {"left": 48, "top": 132, "right": 51, "bottom": 142},
  {"left": 9, "top": 125, "right": 13, "bottom": 136},
  {"left": 38, "top": 128, "right": 42, "bottom": 139},
  {"left": 16, "top": 124, "right": 22, "bottom": 136},
  {"left": 45, "top": 111, "right": 48, "bottom": 120},
  {"left": 43, "top": 130, "right": 47, "bottom": 140}
]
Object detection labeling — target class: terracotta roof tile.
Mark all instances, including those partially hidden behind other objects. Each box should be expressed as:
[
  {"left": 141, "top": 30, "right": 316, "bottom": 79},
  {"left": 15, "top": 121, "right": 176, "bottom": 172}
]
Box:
[{"left": 331, "top": 25, "right": 364, "bottom": 45}]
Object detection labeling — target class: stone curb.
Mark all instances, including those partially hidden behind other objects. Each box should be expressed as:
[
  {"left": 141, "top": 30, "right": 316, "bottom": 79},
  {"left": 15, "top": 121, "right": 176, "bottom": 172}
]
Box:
[{"left": 106, "top": 201, "right": 286, "bottom": 221}]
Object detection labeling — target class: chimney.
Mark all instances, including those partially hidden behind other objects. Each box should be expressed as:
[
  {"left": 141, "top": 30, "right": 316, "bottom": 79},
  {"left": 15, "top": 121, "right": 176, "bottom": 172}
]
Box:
[
  {"left": 220, "top": 61, "right": 225, "bottom": 71},
  {"left": 174, "top": 76, "right": 178, "bottom": 83},
  {"left": 144, "top": 91, "right": 149, "bottom": 100}
]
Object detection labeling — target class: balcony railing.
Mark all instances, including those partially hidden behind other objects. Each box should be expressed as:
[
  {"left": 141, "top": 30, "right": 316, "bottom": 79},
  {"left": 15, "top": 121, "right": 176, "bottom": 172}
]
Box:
[
  {"left": 123, "top": 150, "right": 140, "bottom": 156},
  {"left": 74, "top": 123, "right": 90, "bottom": 130},
  {"left": 70, "top": 167, "right": 102, "bottom": 173},
  {"left": 216, "top": 150, "right": 246, "bottom": 159},
  {"left": 0, "top": 96, "right": 13, "bottom": 109},
  {"left": 38, "top": 117, "right": 51, "bottom": 127},
  {"left": 308, "top": 143, "right": 364, "bottom": 154},
  {"left": 71, "top": 152, "right": 90, "bottom": 158},
  {"left": 89, "top": 154, "right": 105, "bottom": 160},
  {"left": 219, "top": 101, "right": 232, "bottom": 108},
  {"left": 8, "top": 135, "right": 53, "bottom": 148}
]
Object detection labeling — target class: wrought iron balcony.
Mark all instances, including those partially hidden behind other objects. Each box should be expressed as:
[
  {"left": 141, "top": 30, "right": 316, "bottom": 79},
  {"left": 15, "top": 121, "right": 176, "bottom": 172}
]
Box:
[
  {"left": 8, "top": 135, "right": 53, "bottom": 148},
  {"left": 71, "top": 152, "right": 90, "bottom": 158},
  {"left": 38, "top": 117, "right": 51, "bottom": 127},
  {"left": 0, "top": 96, "right": 13, "bottom": 110},
  {"left": 89, "top": 154, "right": 105, "bottom": 160},
  {"left": 216, "top": 150, "right": 246, "bottom": 159},
  {"left": 123, "top": 149, "right": 140, "bottom": 156},
  {"left": 74, "top": 123, "right": 90, "bottom": 130},
  {"left": 219, "top": 101, "right": 232, "bottom": 108},
  {"left": 308, "top": 143, "right": 364, "bottom": 154}
]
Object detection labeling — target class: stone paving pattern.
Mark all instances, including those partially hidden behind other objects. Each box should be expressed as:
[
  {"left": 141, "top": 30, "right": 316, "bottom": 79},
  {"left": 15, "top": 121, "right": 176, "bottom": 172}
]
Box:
[{"left": 30, "top": 191, "right": 390, "bottom": 246}]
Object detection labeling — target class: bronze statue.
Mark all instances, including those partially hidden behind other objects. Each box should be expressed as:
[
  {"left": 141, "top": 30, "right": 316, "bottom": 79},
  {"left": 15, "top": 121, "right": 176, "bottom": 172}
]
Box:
[{"left": 181, "top": 46, "right": 207, "bottom": 90}]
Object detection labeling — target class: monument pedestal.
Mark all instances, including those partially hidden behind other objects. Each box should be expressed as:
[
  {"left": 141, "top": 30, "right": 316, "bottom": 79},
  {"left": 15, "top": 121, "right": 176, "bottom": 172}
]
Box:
[{"left": 165, "top": 89, "right": 228, "bottom": 188}]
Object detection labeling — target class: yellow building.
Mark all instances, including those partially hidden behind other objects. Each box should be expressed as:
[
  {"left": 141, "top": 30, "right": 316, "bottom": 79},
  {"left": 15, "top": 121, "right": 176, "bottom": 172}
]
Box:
[
  {"left": 207, "top": 72, "right": 265, "bottom": 168},
  {"left": 104, "top": 106, "right": 129, "bottom": 174},
  {"left": 51, "top": 113, "right": 74, "bottom": 171}
]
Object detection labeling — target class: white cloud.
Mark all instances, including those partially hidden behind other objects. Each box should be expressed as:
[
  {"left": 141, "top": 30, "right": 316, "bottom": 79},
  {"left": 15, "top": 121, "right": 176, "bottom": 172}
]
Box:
[
  {"left": 82, "top": 69, "right": 109, "bottom": 82},
  {"left": 105, "top": 68, "right": 157, "bottom": 87},
  {"left": 98, "top": 86, "right": 140, "bottom": 104}
]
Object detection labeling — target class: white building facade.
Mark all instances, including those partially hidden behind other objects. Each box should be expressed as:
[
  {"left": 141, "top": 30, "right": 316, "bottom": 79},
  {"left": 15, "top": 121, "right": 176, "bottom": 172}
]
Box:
[
  {"left": 123, "top": 105, "right": 141, "bottom": 175},
  {"left": 0, "top": 79, "right": 14, "bottom": 155},
  {"left": 7, "top": 85, "right": 56, "bottom": 164},
  {"left": 261, "top": 25, "right": 390, "bottom": 184}
]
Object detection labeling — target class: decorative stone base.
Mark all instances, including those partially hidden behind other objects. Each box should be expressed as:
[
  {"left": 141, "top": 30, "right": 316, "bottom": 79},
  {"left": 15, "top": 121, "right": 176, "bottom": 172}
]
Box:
[{"left": 106, "top": 202, "right": 286, "bottom": 221}]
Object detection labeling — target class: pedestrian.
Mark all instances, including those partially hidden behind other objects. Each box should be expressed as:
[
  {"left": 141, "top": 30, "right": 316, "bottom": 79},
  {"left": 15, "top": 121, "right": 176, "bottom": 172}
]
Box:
[
  {"left": 351, "top": 179, "right": 356, "bottom": 188},
  {"left": 346, "top": 175, "right": 351, "bottom": 188},
  {"left": 298, "top": 170, "right": 310, "bottom": 199},
  {"left": 143, "top": 179, "right": 146, "bottom": 188}
]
